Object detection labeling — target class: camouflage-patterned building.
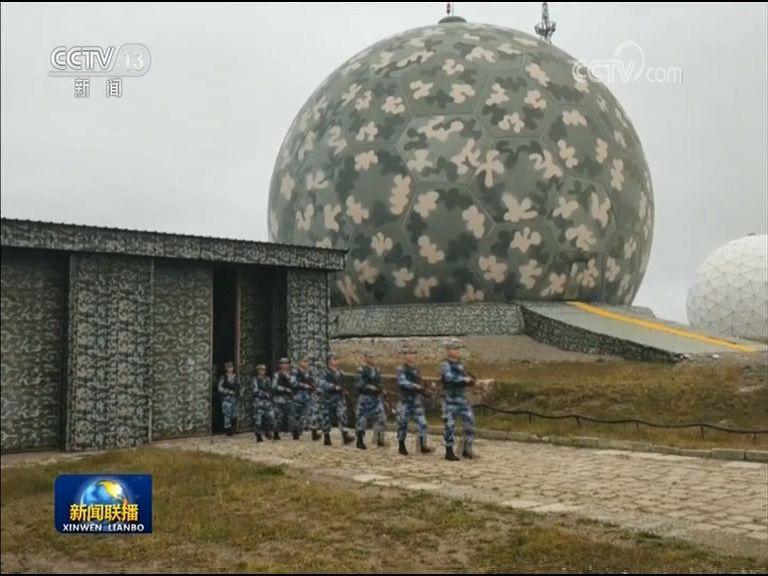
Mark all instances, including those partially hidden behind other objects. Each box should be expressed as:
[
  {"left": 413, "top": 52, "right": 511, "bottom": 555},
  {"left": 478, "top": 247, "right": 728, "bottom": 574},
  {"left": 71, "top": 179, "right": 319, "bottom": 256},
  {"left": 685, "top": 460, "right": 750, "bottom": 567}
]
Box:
[{"left": 0, "top": 218, "right": 345, "bottom": 453}]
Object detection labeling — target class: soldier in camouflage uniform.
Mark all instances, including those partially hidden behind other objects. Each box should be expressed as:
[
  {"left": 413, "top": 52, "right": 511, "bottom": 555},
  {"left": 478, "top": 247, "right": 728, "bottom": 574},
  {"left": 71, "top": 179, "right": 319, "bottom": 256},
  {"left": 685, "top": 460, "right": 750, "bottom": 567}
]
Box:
[
  {"left": 217, "top": 361, "right": 240, "bottom": 437},
  {"left": 354, "top": 351, "right": 387, "bottom": 450},
  {"left": 271, "top": 357, "right": 295, "bottom": 440},
  {"left": 396, "top": 348, "right": 434, "bottom": 456},
  {"left": 440, "top": 339, "right": 476, "bottom": 461},
  {"left": 320, "top": 352, "right": 354, "bottom": 446},
  {"left": 251, "top": 363, "right": 274, "bottom": 442},
  {"left": 292, "top": 356, "right": 321, "bottom": 441}
]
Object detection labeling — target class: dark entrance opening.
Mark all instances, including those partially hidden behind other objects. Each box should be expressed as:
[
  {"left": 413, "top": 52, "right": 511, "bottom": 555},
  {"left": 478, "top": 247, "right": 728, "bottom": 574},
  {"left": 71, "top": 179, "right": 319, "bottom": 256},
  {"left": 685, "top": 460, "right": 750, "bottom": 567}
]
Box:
[{"left": 212, "top": 266, "right": 238, "bottom": 433}]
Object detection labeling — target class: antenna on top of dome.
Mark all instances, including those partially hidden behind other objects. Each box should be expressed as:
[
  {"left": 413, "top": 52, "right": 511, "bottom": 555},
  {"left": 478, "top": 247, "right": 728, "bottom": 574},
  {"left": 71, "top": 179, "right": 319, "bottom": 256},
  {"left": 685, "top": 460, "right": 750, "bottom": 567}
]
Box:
[
  {"left": 439, "top": 2, "right": 466, "bottom": 23},
  {"left": 534, "top": 2, "right": 557, "bottom": 43}
]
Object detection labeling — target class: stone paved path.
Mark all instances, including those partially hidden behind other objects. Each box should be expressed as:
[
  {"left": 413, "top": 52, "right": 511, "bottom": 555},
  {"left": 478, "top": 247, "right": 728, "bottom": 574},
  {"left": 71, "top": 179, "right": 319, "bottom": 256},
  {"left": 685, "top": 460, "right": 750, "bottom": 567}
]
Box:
[{"left": 157, "top": 433, "right": 768, "bottom": 559}]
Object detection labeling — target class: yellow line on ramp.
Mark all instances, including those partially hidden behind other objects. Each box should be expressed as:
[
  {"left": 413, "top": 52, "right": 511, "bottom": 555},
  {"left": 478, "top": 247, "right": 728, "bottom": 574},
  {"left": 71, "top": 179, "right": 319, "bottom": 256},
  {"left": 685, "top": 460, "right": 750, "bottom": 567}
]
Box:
[{"left": 567, "top": 302, "right": 759, "bottom": 353}]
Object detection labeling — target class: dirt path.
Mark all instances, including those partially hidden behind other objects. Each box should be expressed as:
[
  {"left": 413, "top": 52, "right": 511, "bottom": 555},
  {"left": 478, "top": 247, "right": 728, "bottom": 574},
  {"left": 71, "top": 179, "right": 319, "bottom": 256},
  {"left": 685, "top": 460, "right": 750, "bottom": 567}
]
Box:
[{"left": 156, "top": 433, "right": 768, "bottom": 559}]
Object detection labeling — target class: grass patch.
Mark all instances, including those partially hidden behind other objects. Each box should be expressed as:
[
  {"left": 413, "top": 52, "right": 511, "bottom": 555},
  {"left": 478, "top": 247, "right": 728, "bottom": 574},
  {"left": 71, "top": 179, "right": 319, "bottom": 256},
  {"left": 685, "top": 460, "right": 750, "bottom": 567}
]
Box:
[
  {"left": 472, "top": 361, "right": 767, "bottom": 450},
  {"left": 2, "top": 448, "right": 766, "bottom": 573}
]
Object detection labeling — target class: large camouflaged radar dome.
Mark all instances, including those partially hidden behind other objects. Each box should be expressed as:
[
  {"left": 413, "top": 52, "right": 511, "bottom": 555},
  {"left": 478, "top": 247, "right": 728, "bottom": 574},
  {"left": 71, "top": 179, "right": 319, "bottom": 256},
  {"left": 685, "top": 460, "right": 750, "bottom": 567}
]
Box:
[{"left": 268, "top": 18, "right": 654, "bottom": 307}]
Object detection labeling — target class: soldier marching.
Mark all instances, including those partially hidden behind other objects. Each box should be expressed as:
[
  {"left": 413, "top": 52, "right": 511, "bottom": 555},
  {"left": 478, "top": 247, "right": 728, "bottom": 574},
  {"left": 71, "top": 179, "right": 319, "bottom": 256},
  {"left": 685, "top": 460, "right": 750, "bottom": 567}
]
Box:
[
  {"left": 271, "top": 358, "right": 295, "bottom": 441},
  {"left": 320, "top": 352, "right": 355, "bottom": 446},
  {"left": 292, "top": 355, "right": 321, "bottom": 441},
  {"left": 251, "top": 363, "right": 274, "bottom": 442},
  {"left": 395, "top": 347, "right": 434, "bottom": 456},
  {"left": 225, "top": 339, "right": 478, "bottom": 462},
  {"left": 440, "top": 339, "right": 476, "bottom": 460},
  {"left": 217, "top": 361, "right": 241, "bottom": 437},
  {"left": 354, "top": 351, "right": 387, "bottom": 450}
]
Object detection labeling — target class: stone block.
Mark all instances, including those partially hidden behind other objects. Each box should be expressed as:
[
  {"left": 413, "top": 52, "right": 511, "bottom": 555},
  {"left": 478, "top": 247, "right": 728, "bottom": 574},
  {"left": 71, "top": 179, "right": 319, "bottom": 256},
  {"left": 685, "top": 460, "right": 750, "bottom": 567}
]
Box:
[{"left": 711, "top": 448, "right": 745, "bottom": 461}]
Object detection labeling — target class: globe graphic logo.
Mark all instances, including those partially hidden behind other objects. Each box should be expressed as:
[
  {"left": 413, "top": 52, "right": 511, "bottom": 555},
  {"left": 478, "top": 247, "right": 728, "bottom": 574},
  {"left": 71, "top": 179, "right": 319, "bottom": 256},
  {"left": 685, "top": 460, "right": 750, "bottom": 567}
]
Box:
[{"left": 79, "top": 479, "right": 129, "bottom": 509}]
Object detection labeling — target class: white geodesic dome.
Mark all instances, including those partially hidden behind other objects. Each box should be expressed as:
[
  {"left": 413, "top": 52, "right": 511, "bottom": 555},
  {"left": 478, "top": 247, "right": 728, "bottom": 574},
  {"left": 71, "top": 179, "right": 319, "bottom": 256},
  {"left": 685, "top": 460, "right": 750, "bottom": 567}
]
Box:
[{"left": 686, "top": 235, "right": 768, "bottom": 341}]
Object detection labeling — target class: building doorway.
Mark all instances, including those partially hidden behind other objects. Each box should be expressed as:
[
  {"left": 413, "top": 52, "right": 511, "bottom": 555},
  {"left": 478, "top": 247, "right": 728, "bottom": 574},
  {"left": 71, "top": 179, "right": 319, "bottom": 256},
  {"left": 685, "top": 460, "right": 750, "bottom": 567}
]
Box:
[{"left": 212, "top": 266, "right": 239, "bottom": 433}]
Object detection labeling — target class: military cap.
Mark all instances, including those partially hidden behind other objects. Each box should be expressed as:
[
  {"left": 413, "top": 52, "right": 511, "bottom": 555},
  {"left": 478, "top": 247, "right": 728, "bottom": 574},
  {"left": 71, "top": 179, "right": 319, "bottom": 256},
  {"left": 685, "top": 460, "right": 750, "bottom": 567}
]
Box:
[
  {"left": 278, "top": 357, "right": 290, "bottom": 364},
  {"left": 256, "top": 363, "right": 267, "bottom": 370},
  {"left": 401, "top": 346, "right": 416, "bottom": 355},
  {"left": 326, "top": 352, "right": 337, "bottom": 361},
  {"left": 445, "top": 338, "right": 462, "bottom": 350}
]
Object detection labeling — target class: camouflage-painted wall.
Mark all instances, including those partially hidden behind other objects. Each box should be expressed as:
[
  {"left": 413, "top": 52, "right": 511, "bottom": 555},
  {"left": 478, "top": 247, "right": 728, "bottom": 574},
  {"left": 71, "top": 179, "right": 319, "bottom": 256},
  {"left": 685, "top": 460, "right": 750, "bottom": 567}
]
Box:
[
  {"left": 1, "top": 220, "right": 340, "bottom": 451},
  {"left": 237, "top": 267, "right": 271, "bottom": 429},
  {"left": 287, "top": 269, "right": 329, "bottom": 375},
  {"left": 0, "top": 249, "right": 67, "bottom": 452},
  {"left": 151, "top": 261, "right": 213, "bottom": 439},
  {"left": 65, "top": 254, "right": 153, "bottom": 451}
]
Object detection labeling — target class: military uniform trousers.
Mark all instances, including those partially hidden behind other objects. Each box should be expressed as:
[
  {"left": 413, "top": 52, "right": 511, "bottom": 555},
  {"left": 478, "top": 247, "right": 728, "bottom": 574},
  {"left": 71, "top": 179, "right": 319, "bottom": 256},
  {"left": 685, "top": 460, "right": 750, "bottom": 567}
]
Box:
[
  {"left": 310, "top": 393, "right": 321, "bottom": 430},
  {"left": 397, "top": 396, "right": 427, "bottom": 441},
  {"left": 273, "top": 400, "right": 293, "bottom": 433},
  {"left": 375, "top": 398, "right": 387, "bottom": 435},
  {"left": 442, "top": 397, "right": 475, "bottom": 449},
  {"left": 220, "top": 395, "right": 238, "bottom": 430},
  {"left": 292, "top": 391, "right": 315, "bottom": 432},
  {"left": 321, "top": 395, "right": 348, "bottom": 433},
  {"left": 355, "top": 394, "right": 385, "bottom": 433},
  {"left": 252, "top": 399, "right": 275, "bottom": 434}
]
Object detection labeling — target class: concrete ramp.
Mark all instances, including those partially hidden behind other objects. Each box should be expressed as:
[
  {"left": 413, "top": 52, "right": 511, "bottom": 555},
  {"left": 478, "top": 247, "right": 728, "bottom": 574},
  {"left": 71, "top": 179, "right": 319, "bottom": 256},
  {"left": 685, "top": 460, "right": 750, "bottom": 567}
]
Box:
[{"left": 521, "top": 302, "right": 766, "bottom": 362}]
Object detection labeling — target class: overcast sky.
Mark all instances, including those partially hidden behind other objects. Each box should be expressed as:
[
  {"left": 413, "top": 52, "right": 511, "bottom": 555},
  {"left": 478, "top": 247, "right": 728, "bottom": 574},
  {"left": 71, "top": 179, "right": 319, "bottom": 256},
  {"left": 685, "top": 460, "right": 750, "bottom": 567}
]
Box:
[{"left": 2, "top": 2, "right": 766, "bottom": 322}]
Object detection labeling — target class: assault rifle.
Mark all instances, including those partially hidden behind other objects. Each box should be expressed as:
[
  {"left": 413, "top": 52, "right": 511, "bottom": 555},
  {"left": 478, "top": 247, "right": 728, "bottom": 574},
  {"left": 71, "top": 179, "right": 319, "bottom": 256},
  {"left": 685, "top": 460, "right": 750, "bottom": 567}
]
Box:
[
  {"left": 297, "top": 373, "right": 317, "bottom": 393},
  {"left": 220, "top": 377, "right": 240, "bottom": 395},
  {"left": 274, "top": 374, "right": 294, "bottom": 398},
  {"left": 411, "top": 372, "right": 434, "bottom": 398}
]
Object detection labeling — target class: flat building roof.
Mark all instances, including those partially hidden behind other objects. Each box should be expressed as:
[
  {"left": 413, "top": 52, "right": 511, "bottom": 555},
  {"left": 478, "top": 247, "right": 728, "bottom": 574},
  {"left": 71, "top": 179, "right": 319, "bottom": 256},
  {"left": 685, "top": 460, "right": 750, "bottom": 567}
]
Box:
[{"left": 1, "top": 218, "right": 346, "bottom": 271}]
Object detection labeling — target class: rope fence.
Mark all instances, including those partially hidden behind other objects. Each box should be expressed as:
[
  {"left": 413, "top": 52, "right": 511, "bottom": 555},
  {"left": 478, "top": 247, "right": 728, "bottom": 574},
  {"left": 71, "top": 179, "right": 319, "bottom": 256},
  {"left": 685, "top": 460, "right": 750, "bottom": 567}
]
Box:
[
  {"left": 339, "top": 374, "right": 767, "bottom": 438},
  {"left": 472, "top": 404, "right": 768, "bottom": 437}
]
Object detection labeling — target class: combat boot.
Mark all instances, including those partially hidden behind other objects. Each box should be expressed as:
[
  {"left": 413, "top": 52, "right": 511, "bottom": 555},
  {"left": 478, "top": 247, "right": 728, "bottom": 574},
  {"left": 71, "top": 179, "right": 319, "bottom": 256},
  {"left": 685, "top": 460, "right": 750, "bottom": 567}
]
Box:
[
  {"left": 224, "top": 427, "right": 233, "bottom": 437},
  {"left": 419, "top": 436, "right": 434, "bottom": 454},
  {"left": 323, "top": 432, "right": 332, "bottom": 446},
  {"left": 398, "top": 440, "right": 408, "bottom": 455},
  {"left": 342, "top": 430, "right": 355, "bottom": 445},
  {"left": 273, "top": 431, "right": 281, "bottom": 440},
  {"left": 292, "top": 430, "right": 300, "bottom": 440},
  {"left": 311, "top": 429, "right": 321, "bottom": 441},
  {"left": 265, "top": 430, "right": 273, "bottom": 440},
  {"left": 256, "top": 432, "right": 263, "bottom": 442},
  {"left": 376, "top": 432, "right": 387, "bottom": 447},
  {"left": 462, "top": 445, "right": 473, "bottom": 459},
  {"left": 444, "top": 446, "right": 460, "bottom": 461},
  {"left": 356, "top": 431, "right": 367, "bottom": 450}
]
